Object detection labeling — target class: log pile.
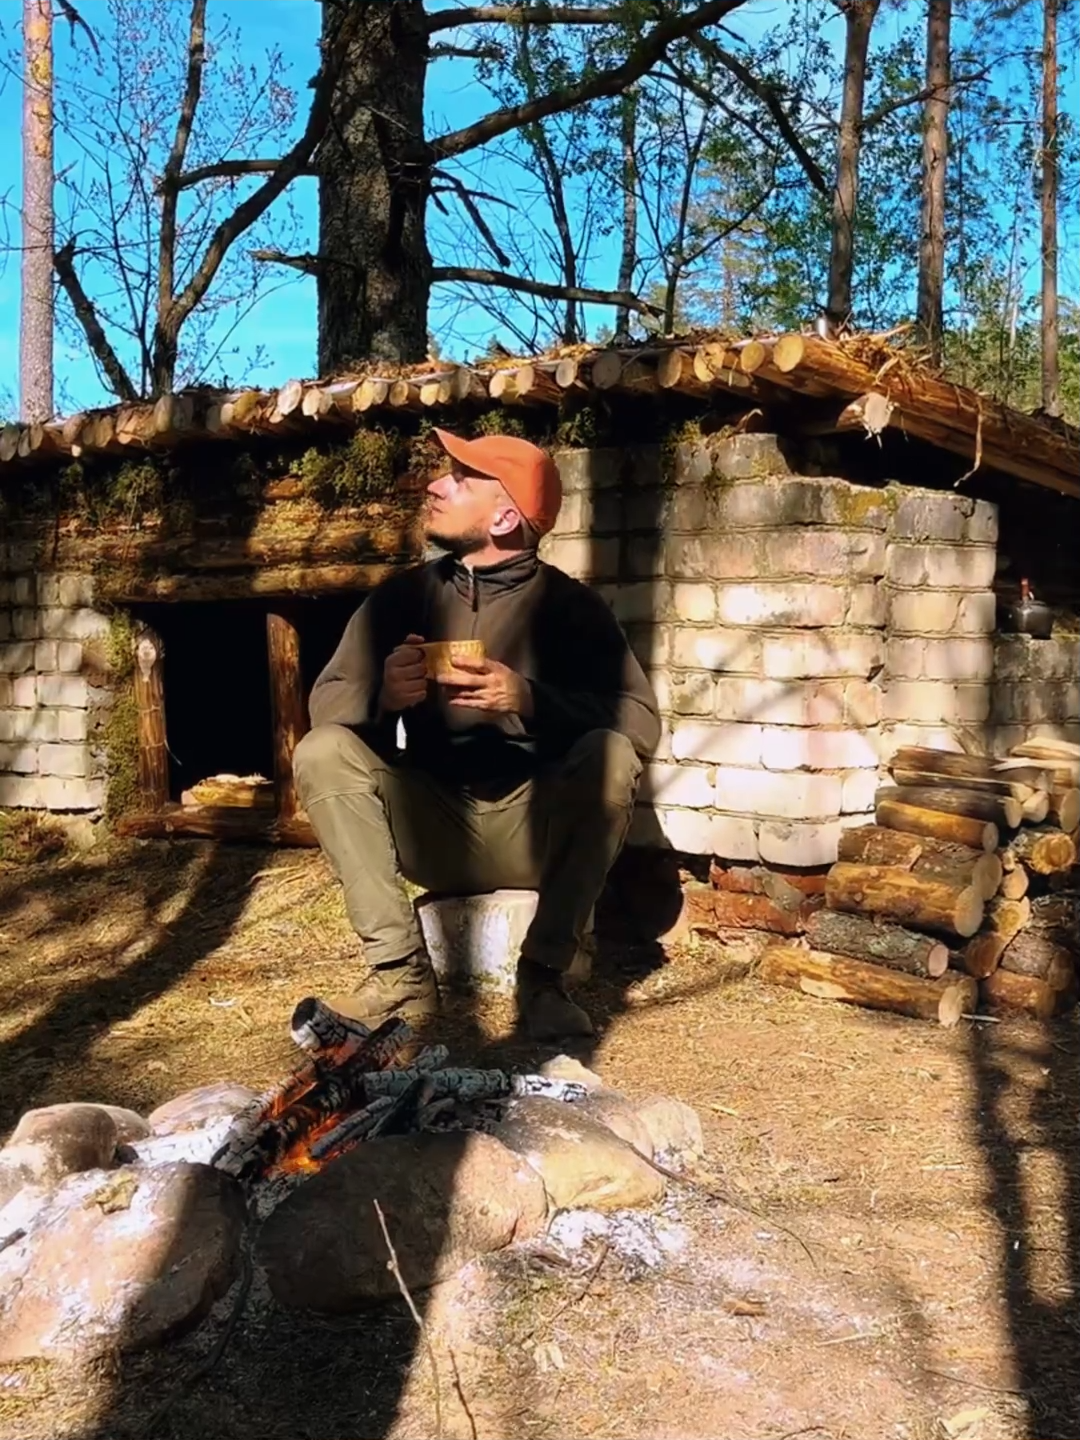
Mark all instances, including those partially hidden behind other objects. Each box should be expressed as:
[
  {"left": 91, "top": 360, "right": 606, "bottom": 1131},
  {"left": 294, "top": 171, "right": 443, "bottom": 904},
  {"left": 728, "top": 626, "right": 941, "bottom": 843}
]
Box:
[
  {"left": 759, "top": 739, "right": 1080, "bottom": 1026},
  {"left": 211, "top": 996, "right": 590, "bottom": 1185}
]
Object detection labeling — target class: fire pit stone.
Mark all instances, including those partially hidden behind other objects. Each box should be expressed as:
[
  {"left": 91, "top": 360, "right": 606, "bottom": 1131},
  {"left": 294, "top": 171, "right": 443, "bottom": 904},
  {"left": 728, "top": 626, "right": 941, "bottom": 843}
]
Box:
[
  {"left": 148, "top": 1081, "right": 260, "bottom": 1136},
  {"left": 0, "top": 1103, "right": 123, "bottom": 1205}
]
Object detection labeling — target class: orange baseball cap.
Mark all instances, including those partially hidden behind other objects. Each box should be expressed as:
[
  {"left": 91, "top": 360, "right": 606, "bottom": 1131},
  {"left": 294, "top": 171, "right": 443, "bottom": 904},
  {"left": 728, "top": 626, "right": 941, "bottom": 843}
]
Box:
[{"left": 433, "top": 427, "right": 562, "bottom": 537}]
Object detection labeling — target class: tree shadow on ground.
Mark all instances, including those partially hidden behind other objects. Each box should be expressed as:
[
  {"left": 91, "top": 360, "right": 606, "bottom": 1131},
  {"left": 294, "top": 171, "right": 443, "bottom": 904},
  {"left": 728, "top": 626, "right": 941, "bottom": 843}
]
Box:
[{"left": 967, "top": 1015, "right": 1080, "bottom": 1438}]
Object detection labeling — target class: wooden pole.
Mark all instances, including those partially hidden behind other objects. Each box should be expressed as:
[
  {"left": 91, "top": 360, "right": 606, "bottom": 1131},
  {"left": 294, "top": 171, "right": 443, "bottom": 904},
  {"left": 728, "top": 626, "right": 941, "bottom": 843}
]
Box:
[
  {"left": 266, "top": 610, "right": 307, "bottom": 821},
  {"left": 133, "top": 625, "right": 169, "bottom": 812}
]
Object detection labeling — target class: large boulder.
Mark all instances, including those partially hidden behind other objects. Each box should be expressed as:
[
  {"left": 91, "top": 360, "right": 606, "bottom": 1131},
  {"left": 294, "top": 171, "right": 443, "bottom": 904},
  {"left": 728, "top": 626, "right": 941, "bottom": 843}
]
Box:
[
  {"left": 491, "top": 1097, "right": 665, "bottom": 1212},
  {"left": 256, "top": 1131, "right": 548, "bottom": 1312},
  {"left": 148, "top": 1081, "right": 259, "bottom": 1136},
  {"left": 1, "top": 1103, "right": 120, "bottom": 1205},
  {"left": 0, "top": 1162, "right": 245, "bottom": 1361}
]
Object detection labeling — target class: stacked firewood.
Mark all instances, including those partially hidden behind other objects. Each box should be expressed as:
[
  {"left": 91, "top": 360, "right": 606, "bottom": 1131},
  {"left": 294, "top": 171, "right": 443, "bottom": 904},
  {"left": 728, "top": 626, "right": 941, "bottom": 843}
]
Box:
[{"left": 760, "top": 739, "right": 1080, "bottom": 1027}]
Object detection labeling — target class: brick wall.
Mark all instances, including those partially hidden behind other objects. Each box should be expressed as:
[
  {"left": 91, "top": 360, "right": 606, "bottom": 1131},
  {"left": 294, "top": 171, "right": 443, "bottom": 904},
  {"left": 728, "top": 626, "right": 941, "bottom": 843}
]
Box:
[
  {"left": 0, "top": 554, "right": 110, "bottom": 811},
  {"left": 987, "top": 634, "right": 1080, "bottom": 754},
  {"left": 540, "top": 438, "right": 1001, "bottom": 867}
]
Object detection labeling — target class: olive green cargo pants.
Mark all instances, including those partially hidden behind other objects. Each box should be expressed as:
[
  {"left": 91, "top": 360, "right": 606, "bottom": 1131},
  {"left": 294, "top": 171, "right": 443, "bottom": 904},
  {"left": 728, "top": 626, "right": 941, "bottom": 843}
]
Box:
[{"left": 292, "top": 724, "right": 642, "bottom": 972}]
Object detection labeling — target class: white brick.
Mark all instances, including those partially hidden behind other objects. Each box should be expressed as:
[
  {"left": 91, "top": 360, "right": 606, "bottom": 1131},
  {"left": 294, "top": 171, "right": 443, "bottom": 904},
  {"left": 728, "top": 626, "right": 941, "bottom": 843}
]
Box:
[
  {"left": 0, "top": 612, "right": 9, "bottom": 642},
  {"left": 887, "top": 589, "right": 996, "bottom": 635},
  {"left": 671, "top": 722, "right": 762, "bottom": 765},
  {"left": 0, "top": 678, "right": 10, "bottom": 707},
  {"left": 762, "top": 528, "right": 885, "bottom": 579},
  {"left": 37, "top": 674, "right": 89, "bottom": 708},
  {"left": 37, "top": 776, "right": 105, "bottom": 811},
  {"left": 57, "top": 641, "right": 83, "bottom": 673},
  {"left": 57, "top": 709, "right": 90, "bottom": 742},
  {"left": 0, "top": 741, "right": 39, "bottom": 773},
  {"left": 990, "top": 683, "right": 1080, "bottom": 724},
  {"left": 890, "top": 490, "right": 971, "bottom": 542},
  {"left": 672, "top": 627, "right": 761, "bottom": 672},
  {"left": 666, "top": 534, "right": 761, "bottom": 580},
  {"left": 12, "top": 577, "right": 33, "bottom": 605},
  {"left": 759, "top": 727, "right": 880, "bottom": 770},
  {"left": 36, "top": 574, "right": 62, "bottom": 604},
  {"left": 57, "top": 574, "right": 94, "bottom": 607},
  {"left": 967, "top": 500, "right": 998, "bottom": 544},
  {"left": 601, "top": 582, "right": 668, "bottom": 624},
  {"left": 758, "top": 820, "right": 842, "bottom": 867},
  {"left": 0, "top": 642, "right": 35, "bottom": 674},
  {"left": 878, "top": 725, "right": 964, "bottom": 761},
  {"left": 670, "top": 674, "right": 715, "bottom": 715},
  {"left": 885, "top": 544, "right": 996, "bottom": 590},
  {"left": 0, "top": 709, "right": 59, "bottom": 743},
  {"left": 35, "top": 640, "right": 59, "bottom": 672},
  {"left": 709, "top": 813, "right": 760, "bottom": 861},
  {"left": 647, "top": 669, "right": 672, "bottom": 713},
  {"left": 714, "top": 767, "right": 842, "bottom": 819},
  {"left": 549, "top": 490, "right": 588, "bottom": 535},
  {"left": 37, "top": 743, "right": 88, "bottom": 778},
  {"left": 39, "top": 608, "right": 114, "bottom": 642},
  {"left": 654, "top": 807, "right": 716, "bottom": 855},
  {"left": 12, "top": 609, "right": 40, "bottom": 640},
  {"left": 710, "top": 434, "right": 792, "bottom": 480},
  {"left": 0, "top": 774, "right": 42, "bottom": 808},
  {"left": 882, "top": 680, "right": 990, "bottom": 724},
  {"left": 762, "top": 631, "right": 883, "bottom": 679},
  {"left": 841, "top": 770, "right": 880, "bottom": 813},
  {"left": 645, "top": 763, "right": 714, "bottom": 809},
  {"left": 713, "top": 677, "right": 882, "bottom": 728},
  {"left": 885, "top": 636, "right": 994, "bottom": 681},
  {"left": 627, "top": 626, "right": 667, "bottom": 669},
  {"left": 672, "top": 584, "right": 716, "bottom": 623},
  {"left": 12, "top": 676, "right": 37, "bottom": 707},
  {"left": 847, "top": 583, "right": 886, "bottom": 627},
  {"left": 714, "top": 583, "right": 847, "bottom": 628}
]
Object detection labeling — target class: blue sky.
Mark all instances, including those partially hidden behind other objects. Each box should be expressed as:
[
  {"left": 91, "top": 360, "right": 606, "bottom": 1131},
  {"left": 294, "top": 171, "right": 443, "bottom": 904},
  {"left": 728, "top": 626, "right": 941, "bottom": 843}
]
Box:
[{"left": 0, "top": 0, "right": 1075, "bottom": 417}]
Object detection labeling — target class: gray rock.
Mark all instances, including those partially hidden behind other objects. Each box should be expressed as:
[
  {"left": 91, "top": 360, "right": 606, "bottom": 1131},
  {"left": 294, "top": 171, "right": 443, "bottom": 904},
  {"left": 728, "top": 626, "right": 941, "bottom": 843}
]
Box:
[
  {"left": 257, "top": 1131, "right": 548, "bottom": 1312},
  {"left": 1, "top": 1104, "right": 119, "bottom": 1200},
  {"left": 576, "top": 1093, "right": 655, "bottom": 1160},
  {"left": 0, "top": 1162, "right": 245, "bottom": 1361},
  {"left": 633, "top": 1096, "right": 704, "bottom": 1166},
  {"left": 148, "top": 1081, "right": 258, "bottom": 1136},
  {"left": 492, "top": 1097, "right": 665, "bottom": 1212},
  {"left": 92, "top": 1105, "right": 151, "bottom": 1145}
]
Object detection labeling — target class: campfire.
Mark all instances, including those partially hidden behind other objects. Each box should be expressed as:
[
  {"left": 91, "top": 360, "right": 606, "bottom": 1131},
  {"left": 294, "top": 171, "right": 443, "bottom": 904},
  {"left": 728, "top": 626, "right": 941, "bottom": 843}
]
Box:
[{"left": 211, "top": 997, "right": 589, "bottom": 1188}]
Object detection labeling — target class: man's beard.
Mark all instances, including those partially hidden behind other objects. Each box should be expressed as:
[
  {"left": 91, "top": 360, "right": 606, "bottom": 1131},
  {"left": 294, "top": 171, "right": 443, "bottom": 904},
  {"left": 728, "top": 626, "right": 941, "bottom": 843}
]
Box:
[{"left": 420, "top": 515, "right": 488, "bottom": 559}]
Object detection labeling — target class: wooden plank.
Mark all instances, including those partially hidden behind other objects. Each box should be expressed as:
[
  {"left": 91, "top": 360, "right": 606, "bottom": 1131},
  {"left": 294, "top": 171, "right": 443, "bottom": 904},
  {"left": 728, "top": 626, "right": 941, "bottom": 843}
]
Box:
[
  {"left": 266, "top": 610, "right": 307, "bottom": 821},
  {"left": 132, "top": 625, "right": 169, "bottom": 812}
]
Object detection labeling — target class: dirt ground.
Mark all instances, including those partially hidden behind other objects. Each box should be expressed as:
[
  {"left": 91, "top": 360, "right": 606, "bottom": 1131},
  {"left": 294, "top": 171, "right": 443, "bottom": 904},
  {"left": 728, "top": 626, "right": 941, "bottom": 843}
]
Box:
[{"left": 0, "top": 831, "right": 1076, "bottom": 1440}]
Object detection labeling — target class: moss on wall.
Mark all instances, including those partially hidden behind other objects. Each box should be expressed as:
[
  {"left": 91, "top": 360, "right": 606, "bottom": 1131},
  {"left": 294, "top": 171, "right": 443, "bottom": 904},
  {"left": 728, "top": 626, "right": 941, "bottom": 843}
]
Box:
[{"left": 99, "top": 612, "right": 141, "bottom": 820}]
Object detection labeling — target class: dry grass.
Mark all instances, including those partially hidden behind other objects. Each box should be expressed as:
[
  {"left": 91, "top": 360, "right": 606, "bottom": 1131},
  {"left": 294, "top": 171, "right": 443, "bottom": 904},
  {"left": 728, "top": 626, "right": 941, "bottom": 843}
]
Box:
[{"left": 0, "top": 838, "right": 1076, "bottom": 1440}]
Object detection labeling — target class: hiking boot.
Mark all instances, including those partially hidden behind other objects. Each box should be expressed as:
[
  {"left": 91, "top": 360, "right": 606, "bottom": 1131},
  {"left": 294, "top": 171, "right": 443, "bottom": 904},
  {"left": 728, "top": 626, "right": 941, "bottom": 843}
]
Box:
[
  {"left": 516, "top": 958, "right": 595, "bottom": 1042},
  {"left": 326, "top": 951, "right": 440, "bottom": 1033}
]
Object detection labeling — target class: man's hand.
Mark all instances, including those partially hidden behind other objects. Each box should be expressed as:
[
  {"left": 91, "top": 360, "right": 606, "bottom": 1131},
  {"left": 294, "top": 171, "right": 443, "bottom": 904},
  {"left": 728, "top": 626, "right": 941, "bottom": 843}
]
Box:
[
  {"left": 380, "top": 633, "right": 428, "bottom": 713},
  {"left": 442, "top": 655, "right": 533, "bottom": 717}
]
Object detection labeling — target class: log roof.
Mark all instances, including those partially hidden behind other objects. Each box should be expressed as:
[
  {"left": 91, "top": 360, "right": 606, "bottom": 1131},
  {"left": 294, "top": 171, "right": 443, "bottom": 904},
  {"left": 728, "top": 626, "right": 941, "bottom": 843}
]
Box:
[{"left": 2, "top": 329, "right": 1077, "bottom": 499}]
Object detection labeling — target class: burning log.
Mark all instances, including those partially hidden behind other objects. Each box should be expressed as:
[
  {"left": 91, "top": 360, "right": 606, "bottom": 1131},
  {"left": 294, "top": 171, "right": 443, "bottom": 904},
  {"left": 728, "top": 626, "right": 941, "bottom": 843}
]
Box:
[
  {"left": 214, "top": 1017, "right": 412, "bottom": 1181},
  {"left": 290, "top": 996, "right": 371, "bottom": 1052}
]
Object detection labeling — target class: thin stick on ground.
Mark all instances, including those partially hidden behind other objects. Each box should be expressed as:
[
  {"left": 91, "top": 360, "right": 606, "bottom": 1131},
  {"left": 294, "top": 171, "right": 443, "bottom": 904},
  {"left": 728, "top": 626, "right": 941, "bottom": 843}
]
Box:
[{"left": 373, "top": 1197, "right": 443, "bottom": 1440}]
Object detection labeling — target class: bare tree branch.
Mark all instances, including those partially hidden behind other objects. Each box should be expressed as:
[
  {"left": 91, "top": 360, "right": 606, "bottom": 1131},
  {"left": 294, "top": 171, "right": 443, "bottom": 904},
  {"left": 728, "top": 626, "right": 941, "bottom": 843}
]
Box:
[
  {"left": 425, "top": 6, "right": 627, "bottom": 34},
  {"left": 431, "top": 168, "right": 511, "bottom": 266},
  {"left": 160, "top": 157, "right": 312, "bottom": 194},
  {"left": 53, "top": 238, "right": 139, "bottom": 401},
  {"left": 152, "top": 1, "right": 365, "bottom": 385},
  {"left": 155, "top": 0, "right": 207, "bottom": 389},
  {"left": 690, "top": 34, "right": 829, "bottom": 195},
  {"left": 425, "top": 0, "right": 747, "bottom": 161},
  {"left": 430, "top": 264, "right": 662, "bottom": 313},
  {"left": 430, "top": 43, "right": 505, "bottom": 60},
  {"left": 250, "top": 248, "right": 320, "bottom": 274}
]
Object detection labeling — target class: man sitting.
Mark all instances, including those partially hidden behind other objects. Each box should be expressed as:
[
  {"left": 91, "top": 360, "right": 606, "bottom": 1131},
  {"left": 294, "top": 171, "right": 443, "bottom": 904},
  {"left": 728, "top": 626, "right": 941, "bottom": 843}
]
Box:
[{"left": 292, "top": 426, "right": 660, "bottom": 1040}]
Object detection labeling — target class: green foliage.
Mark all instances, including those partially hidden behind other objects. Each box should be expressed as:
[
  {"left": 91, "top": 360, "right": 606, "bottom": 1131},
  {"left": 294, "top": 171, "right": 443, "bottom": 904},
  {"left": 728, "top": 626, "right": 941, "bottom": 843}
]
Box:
[
  {"left": 293, "top": 428, "right": 402, "bottom": 506},
  {"left": 470, "top": 409, "right": 528, "bottom": 438}
]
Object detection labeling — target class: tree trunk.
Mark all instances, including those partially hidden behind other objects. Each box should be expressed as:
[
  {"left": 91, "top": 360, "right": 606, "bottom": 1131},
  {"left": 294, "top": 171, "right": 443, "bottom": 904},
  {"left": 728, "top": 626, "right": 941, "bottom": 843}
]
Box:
[
  {"left": 804, "top": 909, "right": 949, "bottom": 977},
  {"left": 759, "top": 945, "right": 976, "bottom": 1027},
  {"left": 266, "top": 610, "right": 308, "bottom": 821},
  {"left": 826, "top": 0, "right": 880, "bottom": 328},
  {"left": 318, "top": 1, "right": 432, "bottom": 369},
  {"left": 916, "top": 0, "right": 951, "bottom": 362},
  {"left": 20, "top": 0, "right": 53, "bottom": 422},
  {"left": 614, "top": 87, "right": 638, "bottom": 344},
  {"left": 876, "top": 784, "right": 1021, "bottom": 831},
  {"left": 1041, "top": 0, "right": 1059, "bottom": 416}
]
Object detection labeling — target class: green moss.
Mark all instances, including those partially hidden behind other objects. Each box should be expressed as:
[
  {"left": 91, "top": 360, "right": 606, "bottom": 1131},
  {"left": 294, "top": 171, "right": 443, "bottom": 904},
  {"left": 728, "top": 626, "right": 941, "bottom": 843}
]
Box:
[
  {"left": 300, "top": 427, "right": 401, "bottom": 506},
  {"left": 470, "top": 409, "right": 527, "bottom": 439},
  {"left": 555, "top": 404, "right": 599, "bottom": 449},
  {"left": 834, "top": 483, "right": 894, "bottom": 526},
  {"left": 100, "top": 612, "right": 141, "bottom": 821}
]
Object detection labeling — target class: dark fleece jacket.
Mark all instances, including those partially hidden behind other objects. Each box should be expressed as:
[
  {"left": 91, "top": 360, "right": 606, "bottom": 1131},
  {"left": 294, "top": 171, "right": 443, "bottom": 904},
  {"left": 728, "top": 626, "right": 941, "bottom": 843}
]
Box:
[{"left": 308, "top": 549, "right": 661, "bottom": 790}]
